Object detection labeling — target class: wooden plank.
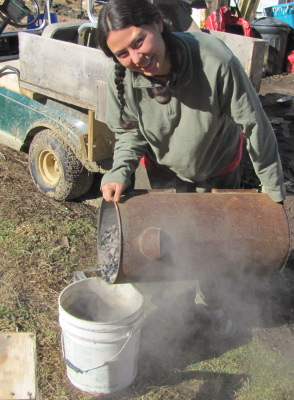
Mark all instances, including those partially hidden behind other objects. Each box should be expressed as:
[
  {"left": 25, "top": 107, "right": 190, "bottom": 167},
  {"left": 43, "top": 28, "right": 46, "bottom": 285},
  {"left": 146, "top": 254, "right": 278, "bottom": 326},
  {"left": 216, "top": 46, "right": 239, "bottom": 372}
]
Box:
[
  {"left": 237, "top": 0, "right": 260, "bottom": 22},
  {"left": 246, "top": 40, "right": 268, "bottom": 92},
  {"left": 207, "top": 30, "right": 266, "bottom": 92},
  {"left": 18, "top": 32, "right": 112, "bottom": 109},
  {"left": 19, "top": 81, "right": 93, "bottom": 109},
  {"left": 95, "top": 80, "right": 108, "bottom": 123},
  {"left": 0, "top": 332, "right": 37, "bottom": 400},
  {"left": 86, "top": 104, "right": 116, "bottom": 162},
  {"left": 88, "top": 109, "right": 95, "bottom": 162}
]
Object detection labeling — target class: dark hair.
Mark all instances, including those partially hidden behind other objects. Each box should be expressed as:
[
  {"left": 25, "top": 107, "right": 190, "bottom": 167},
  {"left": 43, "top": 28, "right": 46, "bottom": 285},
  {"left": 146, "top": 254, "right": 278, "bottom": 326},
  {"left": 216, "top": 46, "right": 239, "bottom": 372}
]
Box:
[{"left": 97, "top": 0, "right": 180, "bottom": 129}]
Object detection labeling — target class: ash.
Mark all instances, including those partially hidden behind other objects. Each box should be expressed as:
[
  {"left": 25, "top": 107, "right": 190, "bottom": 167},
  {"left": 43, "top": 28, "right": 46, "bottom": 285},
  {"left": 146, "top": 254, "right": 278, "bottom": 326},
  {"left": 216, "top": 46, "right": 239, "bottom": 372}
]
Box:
[{"left": 98, "top": 224, "right": 120, "bottom": 283}]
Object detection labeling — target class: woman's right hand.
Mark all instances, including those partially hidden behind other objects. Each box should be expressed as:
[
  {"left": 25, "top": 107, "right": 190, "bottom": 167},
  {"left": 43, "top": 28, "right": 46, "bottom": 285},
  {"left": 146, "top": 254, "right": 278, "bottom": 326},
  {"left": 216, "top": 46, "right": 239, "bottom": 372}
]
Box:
[{"left": 101, "top": 182, "right": 125, "bottom": 202}]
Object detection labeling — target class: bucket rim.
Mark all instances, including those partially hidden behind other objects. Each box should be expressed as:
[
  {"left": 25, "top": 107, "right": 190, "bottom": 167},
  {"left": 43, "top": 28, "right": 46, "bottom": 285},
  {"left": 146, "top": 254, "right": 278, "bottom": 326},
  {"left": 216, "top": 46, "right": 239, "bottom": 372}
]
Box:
[{"left": 58, "top": 277, "right": 144, "bottom": 326}]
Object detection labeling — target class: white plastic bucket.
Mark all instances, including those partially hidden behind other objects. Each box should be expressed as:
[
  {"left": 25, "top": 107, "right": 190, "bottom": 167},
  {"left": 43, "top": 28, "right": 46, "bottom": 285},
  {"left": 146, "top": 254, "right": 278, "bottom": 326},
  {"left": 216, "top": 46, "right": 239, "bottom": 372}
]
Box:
[{"left": 58, "top": 277, "right": 144, "bottom": 394}]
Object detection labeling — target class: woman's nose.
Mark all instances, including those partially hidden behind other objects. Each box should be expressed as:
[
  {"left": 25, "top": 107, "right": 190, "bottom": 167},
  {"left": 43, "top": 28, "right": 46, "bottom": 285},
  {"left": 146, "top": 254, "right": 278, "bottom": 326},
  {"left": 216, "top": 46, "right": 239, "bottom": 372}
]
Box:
[{"left": 130, "top": 49, "right": 143, "bottom": 66}]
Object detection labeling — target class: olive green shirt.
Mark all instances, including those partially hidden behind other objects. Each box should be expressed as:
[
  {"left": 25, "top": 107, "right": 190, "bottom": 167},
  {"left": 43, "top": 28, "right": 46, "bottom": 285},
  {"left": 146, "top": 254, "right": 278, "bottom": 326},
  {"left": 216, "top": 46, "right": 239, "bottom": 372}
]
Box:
[{"left": 102, "top": 31, "right": 286, "bottom": 202}]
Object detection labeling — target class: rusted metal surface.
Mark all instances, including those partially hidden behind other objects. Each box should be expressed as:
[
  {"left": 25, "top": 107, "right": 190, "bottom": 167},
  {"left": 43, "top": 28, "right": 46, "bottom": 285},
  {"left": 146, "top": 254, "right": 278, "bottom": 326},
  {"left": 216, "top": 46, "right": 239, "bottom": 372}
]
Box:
[
  {"left": 97, "top": 190, "right": 290, "bottom": 283},
  {"left": 138, "top": 227, "right": 162, "bottom": 261}
]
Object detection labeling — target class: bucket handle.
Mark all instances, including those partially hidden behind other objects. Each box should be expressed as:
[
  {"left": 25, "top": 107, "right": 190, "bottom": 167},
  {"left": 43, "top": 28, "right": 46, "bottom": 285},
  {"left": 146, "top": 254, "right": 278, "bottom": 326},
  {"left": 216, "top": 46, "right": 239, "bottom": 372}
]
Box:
[{"left": 61, "top": 331, "right": 133, "bottom": 374}]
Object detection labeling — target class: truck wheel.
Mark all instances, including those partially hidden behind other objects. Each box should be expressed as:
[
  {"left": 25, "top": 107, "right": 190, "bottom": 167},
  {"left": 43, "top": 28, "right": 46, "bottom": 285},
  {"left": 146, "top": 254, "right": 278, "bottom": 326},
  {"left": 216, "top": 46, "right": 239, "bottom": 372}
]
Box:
[{"left": 29, "top": 129, "right": 94, "bottom": 201}]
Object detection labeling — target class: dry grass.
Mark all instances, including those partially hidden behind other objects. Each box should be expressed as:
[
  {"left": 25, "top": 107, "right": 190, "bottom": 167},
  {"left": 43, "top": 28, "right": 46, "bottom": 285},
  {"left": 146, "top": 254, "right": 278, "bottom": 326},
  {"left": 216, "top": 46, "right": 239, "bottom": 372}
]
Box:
[
  {"left": 1, "top": 143, "right": 294, "bottom": 400},
  {"left": 0, "top": 146, "right": 99, "bottom": 399}
]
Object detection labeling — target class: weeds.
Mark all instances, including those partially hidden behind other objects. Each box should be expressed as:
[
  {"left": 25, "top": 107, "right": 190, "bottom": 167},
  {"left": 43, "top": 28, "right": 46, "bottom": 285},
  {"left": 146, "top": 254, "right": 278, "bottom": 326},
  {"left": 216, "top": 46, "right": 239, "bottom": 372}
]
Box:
[{"left": 0, "top": 300, "right": 36, "bottom": 331}]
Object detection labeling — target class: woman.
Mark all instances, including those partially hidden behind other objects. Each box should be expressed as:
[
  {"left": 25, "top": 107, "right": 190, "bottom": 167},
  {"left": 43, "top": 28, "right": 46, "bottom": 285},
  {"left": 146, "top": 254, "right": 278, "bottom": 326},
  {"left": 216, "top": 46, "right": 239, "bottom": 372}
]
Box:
[
  {"left": 97, "top": 0, "right": 285, "bottom": 203},
  {"left": 97, "top": 0, "right": 286, "bottom": 337}
]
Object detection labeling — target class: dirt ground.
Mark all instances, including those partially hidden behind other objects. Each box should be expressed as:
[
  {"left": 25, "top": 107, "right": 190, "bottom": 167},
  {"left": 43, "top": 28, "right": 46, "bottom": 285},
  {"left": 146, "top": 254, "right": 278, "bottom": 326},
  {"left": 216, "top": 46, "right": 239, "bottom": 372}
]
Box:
[{"left": 0, "top": 70, "right": 294, "bottom": 399}]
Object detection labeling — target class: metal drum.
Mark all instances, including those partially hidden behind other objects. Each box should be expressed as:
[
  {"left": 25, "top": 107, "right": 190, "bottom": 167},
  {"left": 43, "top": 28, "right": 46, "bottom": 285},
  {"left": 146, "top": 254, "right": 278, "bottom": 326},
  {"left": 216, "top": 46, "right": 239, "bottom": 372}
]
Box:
[{"left": 97, "top": 190, "right": 290, "bottom": 283}]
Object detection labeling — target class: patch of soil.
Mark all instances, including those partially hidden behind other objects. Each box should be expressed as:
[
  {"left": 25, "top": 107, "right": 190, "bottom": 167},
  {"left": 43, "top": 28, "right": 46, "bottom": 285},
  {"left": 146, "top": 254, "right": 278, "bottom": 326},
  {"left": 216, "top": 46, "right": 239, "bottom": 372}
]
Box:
[
  {"left": 244, "top": 73, "right": 294, "bottom": 197},
  {"left": 258, "top": 74, "right": 294, "bottom": 260}
]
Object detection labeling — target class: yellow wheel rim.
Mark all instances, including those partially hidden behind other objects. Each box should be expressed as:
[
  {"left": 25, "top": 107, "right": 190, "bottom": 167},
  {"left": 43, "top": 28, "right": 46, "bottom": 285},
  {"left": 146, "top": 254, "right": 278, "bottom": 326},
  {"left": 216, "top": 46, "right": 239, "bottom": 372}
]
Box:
[{"left": 38, "top": 149, "right": 61, "bottom": 186}]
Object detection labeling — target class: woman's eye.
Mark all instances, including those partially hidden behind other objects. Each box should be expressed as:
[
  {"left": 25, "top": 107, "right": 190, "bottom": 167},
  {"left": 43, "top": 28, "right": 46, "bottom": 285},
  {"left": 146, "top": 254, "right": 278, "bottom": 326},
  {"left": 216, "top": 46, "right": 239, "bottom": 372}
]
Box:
[
  {"left": 117, "top": 51, "right": 128, "bottom": 58},
  {"left": 134, "top": 38, "right": 143, "bottom": 48}
]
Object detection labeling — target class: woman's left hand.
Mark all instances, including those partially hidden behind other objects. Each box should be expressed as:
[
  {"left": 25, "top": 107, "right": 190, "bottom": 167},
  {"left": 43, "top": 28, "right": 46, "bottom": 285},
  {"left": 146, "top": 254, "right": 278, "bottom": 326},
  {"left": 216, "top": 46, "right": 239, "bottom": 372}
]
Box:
[{"left": 101, "top": 182, "right": 125, "bottom": 202}]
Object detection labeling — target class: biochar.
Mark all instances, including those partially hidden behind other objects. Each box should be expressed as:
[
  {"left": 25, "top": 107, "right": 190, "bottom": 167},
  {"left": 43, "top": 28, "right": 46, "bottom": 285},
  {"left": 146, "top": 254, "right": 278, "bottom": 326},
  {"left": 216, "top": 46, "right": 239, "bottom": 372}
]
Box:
[{"left": 98, "top": 224, "right": 120, "bottom": 283}]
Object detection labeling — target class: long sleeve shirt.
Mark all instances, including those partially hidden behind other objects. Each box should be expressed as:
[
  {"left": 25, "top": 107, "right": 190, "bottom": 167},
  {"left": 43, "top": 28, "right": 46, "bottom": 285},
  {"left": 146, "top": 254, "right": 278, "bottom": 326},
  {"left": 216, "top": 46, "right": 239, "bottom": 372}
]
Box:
[{"left": 102, "top": 31, "right": 286, "bottom": 202}]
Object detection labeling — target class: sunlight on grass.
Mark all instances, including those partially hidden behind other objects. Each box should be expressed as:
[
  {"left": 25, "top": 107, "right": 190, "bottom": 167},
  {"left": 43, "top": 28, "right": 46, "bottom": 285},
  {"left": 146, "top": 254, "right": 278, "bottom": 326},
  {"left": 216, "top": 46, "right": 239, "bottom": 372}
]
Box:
[
  {"left": 0, "top": 215, "right": 96, "bottom": 262},
  {"left": 187, "top": 336, "right": 294, "bottom": 400}
]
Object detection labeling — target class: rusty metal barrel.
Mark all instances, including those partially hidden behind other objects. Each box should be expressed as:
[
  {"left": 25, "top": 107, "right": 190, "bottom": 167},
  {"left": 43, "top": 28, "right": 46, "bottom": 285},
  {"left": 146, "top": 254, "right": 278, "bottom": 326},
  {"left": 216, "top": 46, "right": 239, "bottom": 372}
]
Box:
[{"left": 97, "top": 190, "right": 290, "bottom": 283}]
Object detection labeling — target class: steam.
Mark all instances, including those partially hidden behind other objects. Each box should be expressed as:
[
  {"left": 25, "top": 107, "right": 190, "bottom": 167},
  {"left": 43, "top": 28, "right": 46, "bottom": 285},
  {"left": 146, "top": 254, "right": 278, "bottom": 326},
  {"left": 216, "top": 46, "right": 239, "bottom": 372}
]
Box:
[
  {"left": 62, "top": 280, "right": 141, "bottom": 322},
  {"left": 96, "top": 192, "right": 291, "bottom": 361}
]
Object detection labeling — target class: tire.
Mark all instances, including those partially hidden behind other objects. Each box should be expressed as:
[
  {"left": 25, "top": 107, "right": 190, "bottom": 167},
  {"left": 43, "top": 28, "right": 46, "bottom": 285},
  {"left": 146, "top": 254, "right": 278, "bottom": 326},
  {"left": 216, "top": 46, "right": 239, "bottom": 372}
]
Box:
[{"left": 29, "top": 129, "right": 94, "bottom": 201}]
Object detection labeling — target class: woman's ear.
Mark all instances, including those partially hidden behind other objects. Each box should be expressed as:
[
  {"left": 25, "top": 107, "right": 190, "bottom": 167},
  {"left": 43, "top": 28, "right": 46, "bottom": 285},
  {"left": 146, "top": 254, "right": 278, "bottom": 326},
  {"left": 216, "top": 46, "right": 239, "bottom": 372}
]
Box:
[{"left": 155, "top": 18, "right": 163, "bottom": 33}]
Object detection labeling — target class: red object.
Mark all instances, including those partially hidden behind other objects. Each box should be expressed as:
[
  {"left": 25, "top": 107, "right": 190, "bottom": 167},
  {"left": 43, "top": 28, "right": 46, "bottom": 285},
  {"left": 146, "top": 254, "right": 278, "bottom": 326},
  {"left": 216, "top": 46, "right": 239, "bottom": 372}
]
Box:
[
  {"left": 286, "top": 50, "right": 294, "bottom": 73},
  {"left": 140, "top": 132, "right": 244, "bottom": 177},
  {"left": 205, "top": 6, "right": 252, "bottom": 37},
  {"left": 140, "top": 155, "right": 171, "bottom": 175},
  {"left": 216, "top": 132, "right": 243, "bottom": 176}
]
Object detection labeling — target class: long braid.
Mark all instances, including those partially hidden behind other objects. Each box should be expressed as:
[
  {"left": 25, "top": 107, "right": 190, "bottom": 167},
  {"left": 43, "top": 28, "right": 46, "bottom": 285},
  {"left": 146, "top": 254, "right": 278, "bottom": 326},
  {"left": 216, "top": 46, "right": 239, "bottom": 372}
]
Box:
[
  {"left": 114, "top": 64, "right": 127, "bottom": 126},
  {"left": 114, "top": 63, "right": 138, "bottom": 129}
]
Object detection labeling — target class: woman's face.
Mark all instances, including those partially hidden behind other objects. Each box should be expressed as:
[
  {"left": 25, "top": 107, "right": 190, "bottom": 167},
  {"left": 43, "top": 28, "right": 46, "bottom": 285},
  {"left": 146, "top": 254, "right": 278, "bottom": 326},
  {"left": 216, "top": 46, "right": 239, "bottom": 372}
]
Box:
[{"left": 106, "top": 20, "right": 170, "bottom": 76}]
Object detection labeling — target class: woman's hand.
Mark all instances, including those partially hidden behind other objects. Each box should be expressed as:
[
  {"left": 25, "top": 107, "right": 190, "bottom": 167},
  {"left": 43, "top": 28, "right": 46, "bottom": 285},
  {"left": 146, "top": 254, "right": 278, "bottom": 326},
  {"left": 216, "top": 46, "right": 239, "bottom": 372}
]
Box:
[{"left": 101, "top": 182, "right": 125, "bottom": 202}]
